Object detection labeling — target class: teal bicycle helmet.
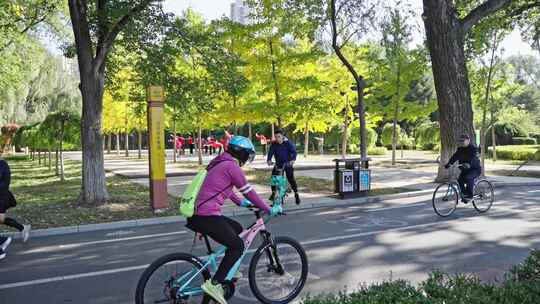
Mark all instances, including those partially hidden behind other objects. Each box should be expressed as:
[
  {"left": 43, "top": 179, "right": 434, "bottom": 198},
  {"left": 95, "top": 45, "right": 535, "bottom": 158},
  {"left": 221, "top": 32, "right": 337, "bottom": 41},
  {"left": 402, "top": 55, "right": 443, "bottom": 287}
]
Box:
[{"left": 228, "top": 136, "right": 256, "bottom": 166}]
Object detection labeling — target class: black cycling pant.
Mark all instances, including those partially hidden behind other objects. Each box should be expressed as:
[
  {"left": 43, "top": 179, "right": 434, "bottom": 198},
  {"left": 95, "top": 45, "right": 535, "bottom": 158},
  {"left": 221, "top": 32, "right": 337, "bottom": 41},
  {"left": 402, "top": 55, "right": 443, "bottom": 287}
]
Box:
[
  {"left": 271, "top": 165, "right": 298, "bottom": 193},
  {"left": 458, "top": 170, "right": 480, "bottom": 197},
  {"left": 187, "top": 215, "right": 244, "bottom": 283}
]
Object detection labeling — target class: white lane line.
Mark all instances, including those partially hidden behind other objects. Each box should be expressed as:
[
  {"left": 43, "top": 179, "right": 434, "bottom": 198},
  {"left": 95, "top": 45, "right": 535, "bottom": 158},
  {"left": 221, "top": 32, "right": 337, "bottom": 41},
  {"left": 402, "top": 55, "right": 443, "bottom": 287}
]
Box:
[
  {"left": 22, "top": 231, "right": 190, "bottom": 255},
  {"left": 58, "top": 231, "right": 188, "bottom": 249},
  {"left": 0, "top": 220, "right": 442, "bottom": 290},
  {"left": 0, "top": 265, "right": 149, "bottom": 290}
]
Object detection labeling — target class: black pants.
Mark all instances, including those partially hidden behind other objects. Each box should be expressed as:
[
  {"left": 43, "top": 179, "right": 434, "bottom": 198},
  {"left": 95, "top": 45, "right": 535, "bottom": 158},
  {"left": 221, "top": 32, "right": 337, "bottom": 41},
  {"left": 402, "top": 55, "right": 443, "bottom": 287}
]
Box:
[
  {"left": 189, "top": 144, "right": 195, "bottom": 155},
  {"left": 458, "top": 170, "right": 480, "bottom": 197},
  {"left": 271, "top": 165, "right": 298, "bottom": 193},
  {"left": 187, "top": 216, "right": 244, "bottom": 283}
]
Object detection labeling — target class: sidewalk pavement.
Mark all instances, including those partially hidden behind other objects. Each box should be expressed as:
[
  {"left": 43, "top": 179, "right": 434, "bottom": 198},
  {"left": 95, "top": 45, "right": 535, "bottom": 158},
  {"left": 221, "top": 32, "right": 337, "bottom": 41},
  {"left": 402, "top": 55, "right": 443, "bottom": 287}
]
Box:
[{"left": 21, "top": 151, "right": 533, "bottom": 239}]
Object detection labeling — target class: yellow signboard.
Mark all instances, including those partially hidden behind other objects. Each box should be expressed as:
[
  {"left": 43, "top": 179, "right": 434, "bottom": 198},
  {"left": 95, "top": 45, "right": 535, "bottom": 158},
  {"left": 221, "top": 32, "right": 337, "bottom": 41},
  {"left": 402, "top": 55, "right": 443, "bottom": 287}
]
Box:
[
  {"left": 147, "top": 85, "right": 167, "bottom": 210},
  {"left": 149, "top": 107, "right": 166, "bottom": 180},
  {"left": 147, "top": 86, "right": 164, "bottom": 102}
]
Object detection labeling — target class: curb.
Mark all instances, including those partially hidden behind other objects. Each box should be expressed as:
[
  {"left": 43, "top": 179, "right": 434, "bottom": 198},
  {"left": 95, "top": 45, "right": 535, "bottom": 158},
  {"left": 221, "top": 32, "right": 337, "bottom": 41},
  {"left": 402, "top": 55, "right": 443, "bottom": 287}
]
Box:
[
  {"left": 0, "top": 189, "right": 432, "bottom": 239},
  {"left": 1, "top": 181, "right": 535, "bottom": 239}
]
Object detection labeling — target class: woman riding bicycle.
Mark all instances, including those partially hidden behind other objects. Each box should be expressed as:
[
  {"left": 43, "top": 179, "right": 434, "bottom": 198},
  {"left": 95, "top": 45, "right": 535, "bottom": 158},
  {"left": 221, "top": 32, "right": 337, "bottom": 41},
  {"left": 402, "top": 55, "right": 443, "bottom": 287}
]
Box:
[{"left": 186, "top": 136, "right": 281, "bottom": 304}]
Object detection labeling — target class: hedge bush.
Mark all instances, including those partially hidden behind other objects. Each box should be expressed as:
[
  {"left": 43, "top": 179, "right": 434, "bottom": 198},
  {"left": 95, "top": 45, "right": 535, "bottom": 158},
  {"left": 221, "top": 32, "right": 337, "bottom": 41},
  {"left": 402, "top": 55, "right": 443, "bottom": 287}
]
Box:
[
  {"left": 486, "top": 122, "right": 528, "bottom": 146},
  {"left": 302, "top": 250, "right": 540, "bottom": 304},
  {"left": 512, "top": 137, "right": 537, "bottom": 145},
  {"left": 348, "top": 128, "right": 378, "bottom": 153},
  {"left": 487, "top": 145, "right": 540, "bottom": 161},
  {"left": 415, "top": 122, "right": 440, "bottom": 150},
  {"left": 368, "top": 147, "right": 387, "bottom": 155}
]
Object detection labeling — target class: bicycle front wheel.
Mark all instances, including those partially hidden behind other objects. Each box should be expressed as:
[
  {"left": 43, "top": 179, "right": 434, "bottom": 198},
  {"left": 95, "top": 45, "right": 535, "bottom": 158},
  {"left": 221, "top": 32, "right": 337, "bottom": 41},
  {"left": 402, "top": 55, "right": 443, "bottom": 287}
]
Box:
[
  {"left": 473, "top": 180, "right": 494, "bottom": 213},
  {"left": 432, "top": 183, "right": 458, "bottom": 217},
  {"left": 135, "top": 253, "right": 210, "bottom": 304},
  {"left": 249, "top": 236, "right": 308, "bottom": 304}
]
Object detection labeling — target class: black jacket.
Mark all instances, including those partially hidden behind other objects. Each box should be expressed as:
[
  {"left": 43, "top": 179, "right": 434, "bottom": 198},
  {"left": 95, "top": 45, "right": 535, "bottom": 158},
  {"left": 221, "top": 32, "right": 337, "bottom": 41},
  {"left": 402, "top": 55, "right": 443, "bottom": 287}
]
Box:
[
  {"left": 267, "top": 138, "right": 297, "bottom": 167},
  {"left": 447, "top": 144, "right": 481, "bottom": 172},
  {"left": 0, "top": 160, "right": 10, "bottom": 192}
]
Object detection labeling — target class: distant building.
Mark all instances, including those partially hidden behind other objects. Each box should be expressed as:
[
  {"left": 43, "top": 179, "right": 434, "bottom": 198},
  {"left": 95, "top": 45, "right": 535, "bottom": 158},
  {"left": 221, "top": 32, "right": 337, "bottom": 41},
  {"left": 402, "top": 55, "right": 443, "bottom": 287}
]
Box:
[{"left": 230, "top": 0, "right": 250, "bottom": 25}]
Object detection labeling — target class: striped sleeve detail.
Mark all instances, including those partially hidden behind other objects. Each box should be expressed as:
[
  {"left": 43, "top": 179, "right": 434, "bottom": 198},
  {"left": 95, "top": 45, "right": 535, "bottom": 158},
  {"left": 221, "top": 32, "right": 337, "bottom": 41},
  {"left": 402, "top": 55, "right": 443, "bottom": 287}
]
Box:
[{"left": 238, "top": 183, "right": 253, "bottom": 194}]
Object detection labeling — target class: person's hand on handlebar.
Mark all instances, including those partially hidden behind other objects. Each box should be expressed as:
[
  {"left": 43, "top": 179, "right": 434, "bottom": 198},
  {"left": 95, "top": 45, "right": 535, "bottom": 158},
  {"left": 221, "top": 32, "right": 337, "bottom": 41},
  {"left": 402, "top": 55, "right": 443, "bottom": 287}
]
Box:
[
  {"left": 267, "top": 161, "right": 274, "bottom": 166},
  {"left": 240, "top": 199, "right": 253, "bottom": 208},
  {"left": 288, "top": 160, "right": 295, "bottom": 167},
  {"left": 461, "top": 163, "right": 471, "bottom": 170},
  {"left": 444, "top": 163, "right": 451, "bottom": 169}
]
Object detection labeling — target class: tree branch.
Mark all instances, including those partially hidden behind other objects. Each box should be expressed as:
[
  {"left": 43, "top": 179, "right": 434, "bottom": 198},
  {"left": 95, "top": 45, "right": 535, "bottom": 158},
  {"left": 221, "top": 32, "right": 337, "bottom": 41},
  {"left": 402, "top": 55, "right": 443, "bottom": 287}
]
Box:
[
  {"left": 94, "top": 0, "right": 154, "bottom": 72},
  {"left": 330, "top": 0, "right": 359, "bottom": 81},
  {"left": 506, "top": 1, "right": 540, "bottom": 18},
  {"left": 460, "top": 0, "right": 511, "bottom": 33}
]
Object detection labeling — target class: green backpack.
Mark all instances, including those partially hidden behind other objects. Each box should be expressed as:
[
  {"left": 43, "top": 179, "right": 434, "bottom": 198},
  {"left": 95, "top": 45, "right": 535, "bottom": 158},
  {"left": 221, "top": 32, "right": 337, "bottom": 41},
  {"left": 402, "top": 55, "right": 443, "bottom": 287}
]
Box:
[
  {"left": 179, "top": 170, "right": 207, "bottom": 218},
  {"left": 179, "top": 160, "right": 233, "bottom": 218}
]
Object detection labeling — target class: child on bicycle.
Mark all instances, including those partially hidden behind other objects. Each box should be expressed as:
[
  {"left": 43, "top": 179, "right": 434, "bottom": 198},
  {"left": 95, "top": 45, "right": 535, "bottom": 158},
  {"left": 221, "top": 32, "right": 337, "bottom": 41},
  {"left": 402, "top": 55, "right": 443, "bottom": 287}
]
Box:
[
  {"left": 444, "top": 134, "right": 481, "bottom": 202},
  {"left": 186, "top": 136, "right": 281, "bottom": 304}
]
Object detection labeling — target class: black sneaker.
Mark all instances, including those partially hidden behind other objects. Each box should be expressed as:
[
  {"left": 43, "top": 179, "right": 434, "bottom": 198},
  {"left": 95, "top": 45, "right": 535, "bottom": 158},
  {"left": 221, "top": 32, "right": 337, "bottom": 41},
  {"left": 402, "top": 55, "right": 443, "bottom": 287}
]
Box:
[
  {"left": 295, "top": 193, "right": 301, "bottom": 205},
  {"left": 461, "top": 198, "right": 470, "bottom": 204},
  {"left": 269, "top": 192, "right": 275, "bottom": 202},
  {"left": 1, "top": 237, "right": 12, "bottom": 251}
]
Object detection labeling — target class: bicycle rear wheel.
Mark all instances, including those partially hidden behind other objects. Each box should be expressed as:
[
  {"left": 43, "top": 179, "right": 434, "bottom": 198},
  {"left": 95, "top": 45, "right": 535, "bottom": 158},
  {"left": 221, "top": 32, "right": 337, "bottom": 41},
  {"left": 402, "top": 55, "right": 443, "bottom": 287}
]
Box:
[
  {"left": 432, "top": 183, "right": 458, "bottom": 217},
  {"left": 249, "top": 236, "right": 308, "bottom": 304},
  {"left": 135, "top": 253, "right": 210, "bottom": 304},
  {"left": 473, "top": 180, "right": 494, "bottom": 213}
]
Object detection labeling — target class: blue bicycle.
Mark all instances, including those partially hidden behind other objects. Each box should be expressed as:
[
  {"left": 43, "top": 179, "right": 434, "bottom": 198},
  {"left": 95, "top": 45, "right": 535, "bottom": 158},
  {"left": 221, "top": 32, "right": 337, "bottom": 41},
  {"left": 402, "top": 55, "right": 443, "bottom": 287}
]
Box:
[{"left": 135, "top": 176, "right": 308, "bottom": 304}]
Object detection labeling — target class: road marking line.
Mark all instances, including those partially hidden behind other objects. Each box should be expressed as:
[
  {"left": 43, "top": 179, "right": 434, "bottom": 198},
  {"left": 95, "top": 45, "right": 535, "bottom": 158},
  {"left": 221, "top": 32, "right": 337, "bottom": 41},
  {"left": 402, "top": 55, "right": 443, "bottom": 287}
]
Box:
[
  {"left": 58, "top": 231, "right": 188, "bottom": 249},
  {"left": 0, "top": 221, "right": 442, "bottom": 290}
]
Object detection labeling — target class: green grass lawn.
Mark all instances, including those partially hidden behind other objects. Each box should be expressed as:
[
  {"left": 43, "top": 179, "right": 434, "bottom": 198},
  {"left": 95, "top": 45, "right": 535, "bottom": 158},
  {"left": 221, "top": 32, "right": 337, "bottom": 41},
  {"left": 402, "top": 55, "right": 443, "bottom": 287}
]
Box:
[{"left": 2, "top": 155, "right": 177, "bottom": 230}]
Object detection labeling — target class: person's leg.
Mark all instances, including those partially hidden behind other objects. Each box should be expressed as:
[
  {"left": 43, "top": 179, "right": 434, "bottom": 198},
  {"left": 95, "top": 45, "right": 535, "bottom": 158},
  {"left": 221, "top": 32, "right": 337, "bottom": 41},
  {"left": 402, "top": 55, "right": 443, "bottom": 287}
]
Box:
[
  {"left": 457, "top": 173, "right": 466, "bottom": 196},
  {"left": 270, "top": 166, "right": 279, "bottom": 201},
  {"left": 285, "top": 166, "right": 300, "bottom": 205},
  {"left": 0, "top": 212, "right": 30, "bottom": 242},
  {"left": 465, "top": 171, "right": 480, "bottom": 198},
  {"left": 189, "top": 216, "right": 244, "bottom": 283}
]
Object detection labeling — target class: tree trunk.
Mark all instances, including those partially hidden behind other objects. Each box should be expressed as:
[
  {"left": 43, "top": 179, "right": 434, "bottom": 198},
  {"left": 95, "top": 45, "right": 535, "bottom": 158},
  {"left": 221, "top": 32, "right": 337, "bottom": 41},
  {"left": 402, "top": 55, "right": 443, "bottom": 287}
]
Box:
[
  {"left": 271, "top": 124, "right": 275, "bottom": 140},
  {"left": 79, "top": 70, "right": 109, "bottom": 204},
  {"left": 125, "top": 131, "right": 129, "bottom": 157},
  {"left": 304, "top": 123, "right": 309, "bottom": 159},
  {"left": 480, "top": 39, "right": 497, "bottom": 176},
  {"left": 423, "top": 0, "right": 476, "bottom": 182},
  {"left": 38, "top": 150, "right": 41, "bottom": 165},
  {"left": 107, "top": 133, "right": 111, "bottom": 154},
  {"left": 268, "top": 39, "right": 283, "bottom": 128},
  {"left": 491, "top": 109, "right": 497, "bottom": 162},
  {"left": 60, "top": 141, "right": 65, "bottom": 182},
  {"left": 116, "top": 132, "right": 120, "bottom": 155},
  {"left": 356, "top": 83, "right": 368, "bottom": 160},
  {"left": 248, "top": 123, "right": 252, "bottom": 141},
  {"left": 138, "top": 129, "right": 142, "bottom": 159},
  {"left": 392, "top": 62, "right": 401, "bottom": 166},
  {"left": 173, "top": 118, "right": 177, "bottom": 163},
  {"left": 55, "top": 148, "right": 59, "bottom": 176},
  {"left": 48, "top": 149, "right": 52, "bottom": 171},
  {"left": 197, "top": 126, "right": 203, "bottom": 165}
]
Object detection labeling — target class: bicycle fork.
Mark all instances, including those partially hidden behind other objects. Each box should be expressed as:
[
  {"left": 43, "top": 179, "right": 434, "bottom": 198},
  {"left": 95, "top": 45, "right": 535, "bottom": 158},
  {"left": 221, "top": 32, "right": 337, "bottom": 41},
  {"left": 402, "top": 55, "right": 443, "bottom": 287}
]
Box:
[{"left": 262, "top": 231, "right": 285, "bottom": 275}]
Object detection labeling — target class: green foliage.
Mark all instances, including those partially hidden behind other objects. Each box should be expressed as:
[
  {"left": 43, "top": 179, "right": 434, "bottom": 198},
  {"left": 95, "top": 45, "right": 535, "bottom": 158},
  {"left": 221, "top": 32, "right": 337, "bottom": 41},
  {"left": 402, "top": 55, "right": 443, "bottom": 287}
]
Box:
[
  {"left": 348, "top": 127, "right": 377, "bottom": 150},
  {"left": 302, "top": 250, "right": 540, "bottom": 304},
  {"left": 416, "top": 122, "right": 441, "bottom": 150},
  {"left": 512, "top": 137, "right": 537, "bottom": 145},
  {"left": 487, "top": 145, "right": 540, "bottom": 161},
  {"left": 486, "top": 122, "right": 529, "bottom": 146},
  {"left": 381, "top": 123, "right": 401, "bottom": 147}
]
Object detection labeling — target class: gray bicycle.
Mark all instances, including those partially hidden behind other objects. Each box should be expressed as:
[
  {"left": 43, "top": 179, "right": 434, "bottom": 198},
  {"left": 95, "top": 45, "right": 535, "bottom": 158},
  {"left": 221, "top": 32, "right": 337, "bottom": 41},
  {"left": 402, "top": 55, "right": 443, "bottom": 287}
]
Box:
[{"left": 432, "top": 163, "right": 494, "bottom": 217}]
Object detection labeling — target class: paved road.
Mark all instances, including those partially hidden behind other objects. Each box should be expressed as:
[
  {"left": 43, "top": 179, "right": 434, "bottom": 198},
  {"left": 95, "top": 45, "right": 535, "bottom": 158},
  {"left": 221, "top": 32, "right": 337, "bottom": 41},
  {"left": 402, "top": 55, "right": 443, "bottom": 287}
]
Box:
[{"left": 1, "top": 187, "right": 539, "bottom": 304}]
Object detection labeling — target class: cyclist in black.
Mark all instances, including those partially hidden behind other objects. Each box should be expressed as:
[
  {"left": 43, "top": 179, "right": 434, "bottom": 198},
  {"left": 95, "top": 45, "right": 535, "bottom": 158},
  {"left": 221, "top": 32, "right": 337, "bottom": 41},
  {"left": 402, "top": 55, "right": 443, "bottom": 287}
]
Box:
[
  {"left": 0, "top": 158, "right": 30, "bottom": 260},
  {"left": 444, "top": 134, "right": 481, "bottom": 202},
  {"left": 267, "top": 129, "right": 300, "bottom": 205}
]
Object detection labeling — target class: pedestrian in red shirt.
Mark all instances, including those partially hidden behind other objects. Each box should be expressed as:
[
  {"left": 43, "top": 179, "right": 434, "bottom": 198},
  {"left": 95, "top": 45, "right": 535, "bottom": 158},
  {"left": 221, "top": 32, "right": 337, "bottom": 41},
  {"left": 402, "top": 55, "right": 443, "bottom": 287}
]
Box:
[
  {"left": 187, "top": 136, "right": 194, "bottom": 155},
  {"left": 255, "top": 133, "right": 268, "bottom": 156}
]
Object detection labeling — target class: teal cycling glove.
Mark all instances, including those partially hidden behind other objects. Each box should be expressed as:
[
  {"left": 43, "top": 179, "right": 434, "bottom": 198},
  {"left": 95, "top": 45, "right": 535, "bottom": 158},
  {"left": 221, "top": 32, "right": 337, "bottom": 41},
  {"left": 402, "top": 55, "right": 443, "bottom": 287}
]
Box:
[{"left": 240, "top": 199, "right": 253, "bottom": 208}]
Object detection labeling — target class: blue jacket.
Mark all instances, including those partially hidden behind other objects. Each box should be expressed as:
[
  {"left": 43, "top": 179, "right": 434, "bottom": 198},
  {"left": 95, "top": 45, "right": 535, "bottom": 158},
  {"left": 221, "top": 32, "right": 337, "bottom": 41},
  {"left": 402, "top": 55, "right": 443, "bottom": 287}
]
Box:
[
  {"left": 267, "top": 138, "right": 297, "bottom": 167},
  {"left": 0, "top": 160, "right": 10, "bottom": 192}
]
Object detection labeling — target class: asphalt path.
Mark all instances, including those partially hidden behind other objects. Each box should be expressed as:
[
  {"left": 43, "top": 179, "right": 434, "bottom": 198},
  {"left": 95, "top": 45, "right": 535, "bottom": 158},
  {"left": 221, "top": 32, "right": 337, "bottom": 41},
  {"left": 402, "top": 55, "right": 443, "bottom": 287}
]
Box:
[{"left": 1, "top": 186, "right": 539, "bottom": 304}]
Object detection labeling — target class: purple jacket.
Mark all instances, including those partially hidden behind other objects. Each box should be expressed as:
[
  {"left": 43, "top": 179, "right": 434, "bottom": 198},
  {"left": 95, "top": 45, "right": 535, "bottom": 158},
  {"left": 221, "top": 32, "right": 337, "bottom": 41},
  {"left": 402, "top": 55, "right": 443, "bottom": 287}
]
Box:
[{"left": 195, "top": 153, "right": 271, "bottom": 216}]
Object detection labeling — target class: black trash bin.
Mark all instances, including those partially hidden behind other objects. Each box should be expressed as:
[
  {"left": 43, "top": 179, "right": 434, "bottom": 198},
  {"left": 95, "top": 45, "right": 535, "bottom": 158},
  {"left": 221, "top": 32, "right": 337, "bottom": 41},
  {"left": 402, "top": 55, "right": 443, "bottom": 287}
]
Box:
[{"left": 333, "top": 158, "right": 371, "bottom": 198}]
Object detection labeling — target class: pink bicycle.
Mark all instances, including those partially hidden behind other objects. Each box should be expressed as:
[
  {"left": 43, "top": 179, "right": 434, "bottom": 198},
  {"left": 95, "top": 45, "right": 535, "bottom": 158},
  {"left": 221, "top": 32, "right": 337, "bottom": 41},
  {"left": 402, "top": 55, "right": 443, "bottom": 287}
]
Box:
[{"left": 135, "top": 209, "right": 308, "bottom": 304}]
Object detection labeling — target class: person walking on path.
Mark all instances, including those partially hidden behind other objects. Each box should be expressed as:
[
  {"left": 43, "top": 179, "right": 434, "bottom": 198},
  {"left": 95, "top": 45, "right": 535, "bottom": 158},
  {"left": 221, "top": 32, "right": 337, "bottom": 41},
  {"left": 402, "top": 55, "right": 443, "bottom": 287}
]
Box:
[
  {"left": 0, "top": 157, "right": 30, "bottom": 260},
  {"left": 187, "top": 136, "right": 195, "bottom": 155},
  {"left": 255, "top": 133, "right": 268, "bottom": 156},
  {"left": 267, "top": 129, "right": 301, "bottom": 205}
]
